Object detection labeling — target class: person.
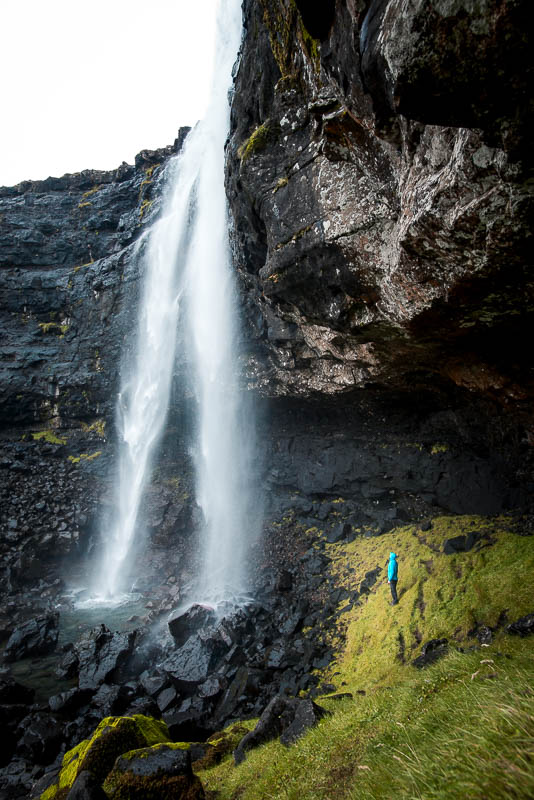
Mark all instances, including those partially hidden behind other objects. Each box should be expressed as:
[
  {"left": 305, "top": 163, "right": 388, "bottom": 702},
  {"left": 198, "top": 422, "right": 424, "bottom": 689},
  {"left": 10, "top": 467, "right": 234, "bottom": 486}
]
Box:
[{"left": 388, "top": 551, "right": 398, "bottom": 605}]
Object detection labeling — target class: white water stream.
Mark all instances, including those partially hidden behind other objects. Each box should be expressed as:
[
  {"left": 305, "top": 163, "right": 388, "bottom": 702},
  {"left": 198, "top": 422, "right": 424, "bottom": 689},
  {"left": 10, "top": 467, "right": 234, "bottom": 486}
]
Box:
[{"left": 92, "top": 0, "right": 257, "bottom": 603}]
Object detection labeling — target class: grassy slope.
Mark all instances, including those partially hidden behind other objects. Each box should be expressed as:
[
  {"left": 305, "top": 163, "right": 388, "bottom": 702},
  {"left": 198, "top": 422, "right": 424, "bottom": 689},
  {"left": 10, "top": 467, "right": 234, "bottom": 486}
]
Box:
[{"left": 199, "top": 515, "right": 534, "bottom": 799}]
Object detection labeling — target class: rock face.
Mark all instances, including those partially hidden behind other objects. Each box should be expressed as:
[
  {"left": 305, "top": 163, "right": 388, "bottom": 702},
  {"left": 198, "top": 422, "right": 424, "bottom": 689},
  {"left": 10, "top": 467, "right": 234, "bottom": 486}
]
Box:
[
  {"left": 226, "top": 0, "right": 533, "bottom": 428},
  {"left": 0, "top": 132, "right": 188, "bottom": 427}
]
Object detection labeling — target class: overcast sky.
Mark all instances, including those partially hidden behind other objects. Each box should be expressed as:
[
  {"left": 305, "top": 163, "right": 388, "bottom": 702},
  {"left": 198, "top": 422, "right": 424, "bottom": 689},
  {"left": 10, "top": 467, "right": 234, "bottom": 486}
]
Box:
[{"left": 0, "top": 0, "right": 218, "bottom": 186}]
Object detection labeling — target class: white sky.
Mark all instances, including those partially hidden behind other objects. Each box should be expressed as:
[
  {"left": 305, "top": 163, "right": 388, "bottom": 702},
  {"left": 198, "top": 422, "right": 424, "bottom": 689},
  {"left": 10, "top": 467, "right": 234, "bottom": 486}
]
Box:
[{"left": 0, "top": 0, "right": 218, "bottom": 186}]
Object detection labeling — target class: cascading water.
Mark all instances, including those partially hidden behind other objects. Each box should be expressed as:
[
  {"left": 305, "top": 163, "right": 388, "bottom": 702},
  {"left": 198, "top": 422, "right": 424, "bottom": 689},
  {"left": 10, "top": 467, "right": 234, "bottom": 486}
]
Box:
[{"left": 93, "top": 0, "right": 259, "bottom": 604}]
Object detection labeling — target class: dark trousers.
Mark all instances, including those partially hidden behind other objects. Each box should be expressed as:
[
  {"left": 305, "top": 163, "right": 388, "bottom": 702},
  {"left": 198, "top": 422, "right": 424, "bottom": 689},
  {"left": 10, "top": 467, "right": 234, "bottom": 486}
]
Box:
[{"left": 390, "top": 580, "right": 398, "bottom": 604}]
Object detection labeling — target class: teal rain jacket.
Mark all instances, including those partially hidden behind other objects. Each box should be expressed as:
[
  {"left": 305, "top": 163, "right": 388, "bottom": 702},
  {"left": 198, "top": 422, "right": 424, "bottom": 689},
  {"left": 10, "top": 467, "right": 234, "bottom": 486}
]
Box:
[{"left": 388, "top": 552, "right": 398, "bottom": 581}]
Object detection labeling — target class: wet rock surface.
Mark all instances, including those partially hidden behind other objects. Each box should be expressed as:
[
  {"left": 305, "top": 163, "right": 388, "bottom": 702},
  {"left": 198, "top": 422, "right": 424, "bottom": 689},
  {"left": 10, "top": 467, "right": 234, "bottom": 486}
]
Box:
[
  {"left": 227, "top": 0, "right": 534, "bottom": 429},
  {"left": 234, "top": 695, "right": 328, "bottom": 764},
  {"left": 4, "top": 612, "right": 59, "bottom": 661}
]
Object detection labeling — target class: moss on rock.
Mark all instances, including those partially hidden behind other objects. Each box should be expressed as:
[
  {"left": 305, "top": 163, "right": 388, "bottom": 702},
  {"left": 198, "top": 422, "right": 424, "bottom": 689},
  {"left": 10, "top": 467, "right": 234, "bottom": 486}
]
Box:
[{"left": 40, "top": 715, "right": 170, "bottom": 799}]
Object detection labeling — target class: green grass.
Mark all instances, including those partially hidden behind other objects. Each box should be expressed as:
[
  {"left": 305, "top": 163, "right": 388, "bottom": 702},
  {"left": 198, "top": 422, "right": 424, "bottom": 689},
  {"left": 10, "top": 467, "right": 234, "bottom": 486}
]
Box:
[
  {"left": 198, "top": 516, "right": 534, "bottom": 799},
  {"left": 200, "top": 644, "right": 534, "bottom": 800}
]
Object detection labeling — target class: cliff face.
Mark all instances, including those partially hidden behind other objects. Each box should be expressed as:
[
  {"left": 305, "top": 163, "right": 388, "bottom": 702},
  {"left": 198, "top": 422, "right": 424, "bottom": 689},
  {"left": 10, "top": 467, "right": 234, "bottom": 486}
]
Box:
[
  {"left": 227, "top": 0, "right": 533, "bottom": 422},
  {"left": 0, "top": 133, "right": 188, "bottom": 428},
  {"left": 0, "top": 1, "right": 532, "bottom": 604}
]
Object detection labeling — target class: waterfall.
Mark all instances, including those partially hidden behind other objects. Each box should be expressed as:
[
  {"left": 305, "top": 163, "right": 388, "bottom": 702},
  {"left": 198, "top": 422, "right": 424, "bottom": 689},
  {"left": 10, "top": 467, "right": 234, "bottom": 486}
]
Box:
[{"left": 93, "top": 0, "right": 257, "bottom": 603}]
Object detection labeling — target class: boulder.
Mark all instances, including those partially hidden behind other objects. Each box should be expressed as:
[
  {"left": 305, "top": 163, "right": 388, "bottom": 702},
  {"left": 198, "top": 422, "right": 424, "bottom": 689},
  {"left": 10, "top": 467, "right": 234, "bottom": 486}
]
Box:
[
  {"left": 41, "top": 715, "right": 171, "bottom": 797},
  {"left": 103, "top": 743, "right": 205, "bottom": 799},
  {"left": 16, "top": 712, "right": 64, "bottom": 764},
  {"left": 506, "top": 613, "right": 534, "bottom": 637},
  {"left": 66, "top": 770, "right": 108, "bottom": 800},
  {"left": 3, "top": 612, "right": 59, "bottom": 662},
  {"left": 443, "top": 532, "right": 481, "bottom": 555},
  {"left": 234, "top": 696, "right": 327, "bottom": 764},
  {"left": 326, "top": 522, "right": 352, "bottom": 544},
  {"left": 160, "top": 629, "right": 228, "bottom": 686},
  {"left": 411, "top": 638, "right": 448, "bottom": 668},
  {"left": 49, "top": 688, "right": 93, "bottom": 716},
  {"left": 167, "top": 603, "right": 216, "bottom": 647},
  {"left": 75, "top": 625, "right": 137, "bottom": 690}
]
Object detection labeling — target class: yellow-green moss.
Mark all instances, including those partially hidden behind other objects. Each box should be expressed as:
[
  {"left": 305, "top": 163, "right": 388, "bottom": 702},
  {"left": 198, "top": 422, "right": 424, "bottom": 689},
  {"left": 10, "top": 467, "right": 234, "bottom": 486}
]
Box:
[
  {"left": 139, "top": 199, "right": 153, "bottom": 219},
  {"left": 68, "top": 450, "right": 102, "bottom": 464},
  {"left": 325, "top": 515, "right": 534, "bottom": 690},
  {"left": 81, "top": 185, "right": 102, "bottom": 199},
  {"left": 77, "top": 201, "right": 92, "bottom": 209},
  {"left": 31, "top": 430, "right": 66, "bottom": 445},
  {"left": 273, "top": 176, "right": 288, "bottom": 193},
  {"left": 38, "top": 321, "right": 69, "bottom": 335},
  {"left": 431, "top": 443, "right": 450, "bottom": 454},
  {"left": 73, "top": 261, "right": 94, "bottom": 273},
  {"left": 238, "top": 122, "right": 276, "bottom": 162},
  {"left": 41, "top": 715, "right": 171, "bottom": 800},
  {"left": 81, "top": 419, "right": 106, "bottom": 438}
]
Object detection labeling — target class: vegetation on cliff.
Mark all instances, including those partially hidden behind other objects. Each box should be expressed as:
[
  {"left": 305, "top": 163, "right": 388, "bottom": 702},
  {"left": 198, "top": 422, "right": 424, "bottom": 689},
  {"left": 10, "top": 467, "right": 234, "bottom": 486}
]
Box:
[{"left": 198, "top": 517, "right": 534, "bottom": 799}]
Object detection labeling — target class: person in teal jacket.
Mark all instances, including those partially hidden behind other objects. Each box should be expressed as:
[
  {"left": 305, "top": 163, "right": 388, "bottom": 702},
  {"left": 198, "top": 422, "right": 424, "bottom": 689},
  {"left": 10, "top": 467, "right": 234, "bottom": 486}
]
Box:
[{"left": 388, "top": 552, "right": 398, "bottom": 605}]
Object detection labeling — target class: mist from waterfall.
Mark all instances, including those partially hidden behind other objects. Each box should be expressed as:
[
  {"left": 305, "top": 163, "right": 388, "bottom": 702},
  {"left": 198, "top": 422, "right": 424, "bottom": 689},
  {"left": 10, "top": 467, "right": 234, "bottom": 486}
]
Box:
[{"left": 92, "top": 0, "right": 258, "bottom": 602}]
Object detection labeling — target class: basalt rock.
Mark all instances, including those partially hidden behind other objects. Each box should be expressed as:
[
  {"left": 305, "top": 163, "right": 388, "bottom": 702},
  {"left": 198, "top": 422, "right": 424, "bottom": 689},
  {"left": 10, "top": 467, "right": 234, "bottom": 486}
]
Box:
[
  {"left": 506, "top": 613, "right": 534, "bottom": 637},
  {"left": 234, "top": 695, "right": 327, "bottom": 764},
  {"left": 227, "top": 0, "right": 534, "bottom": 436},
  {"left": 74, "top": 625, "right": 138, "bottom": 691},
  {"left": 3, "top": 612, "right": 59, "bottom": 662},
  {"left": 168, "top": 603, "right": 217, "bottom": 647},
  {"left": 412, "top": 638, "right": 449, "bottom": 668}
]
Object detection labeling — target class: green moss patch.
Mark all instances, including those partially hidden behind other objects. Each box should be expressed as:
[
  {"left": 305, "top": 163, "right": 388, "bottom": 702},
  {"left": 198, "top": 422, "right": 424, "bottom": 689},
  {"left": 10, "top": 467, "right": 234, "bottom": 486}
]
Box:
[
  {"left": 238, "top": 121, "right": 278, "bottom": 162},
  {"left": 31, "top": 430, "right": 66, "bottom": 445},
  {"left": 41, "top": 715, "right": 170, "bottom": 799}
]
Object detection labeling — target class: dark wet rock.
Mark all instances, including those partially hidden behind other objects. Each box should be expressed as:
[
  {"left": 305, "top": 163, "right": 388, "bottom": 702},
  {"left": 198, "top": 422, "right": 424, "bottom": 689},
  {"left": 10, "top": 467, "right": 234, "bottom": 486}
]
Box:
[
  {"left": 139, "top": 671, "right": 168, "bottom": 698},
  {"left": 443, "top": 532, "right": 482, "bottom": 555},
  {"left": 214, "top": 666, "right": 249, "bottom": 723},
  {"left": 162, "top": 698, "right": 212, "bottom": 742},
  {"left": 506, "top": 613, "right": 534, "bottom": 637},
  {"left": 157, "top": 686, "right": 178, "bottom": 713},
  {"left": 103, "top": 744, "right": 205, "bottom": 800},
  {"left": 16, "top": 712, "right": 63, "bottom": 764},
  {"left": 3, "top": 612, "right": 59, "bottom": 662},
  {"left": 66, "top": 770, "right": 108, "bottom": 800},
  {"left": 168, "top": 603, "right": 216, "bottom": 647},
  {"left": 90, "top": 684, "right": 132, "bottom": 717},
  {"left": 198, "top": 675, "right": 225, "bottom": 699},
  {"left": 234, "top": 696, "right": 327, "bottom": 764},
  {"left": 326, "top": 522, "right": 352, "bottom": 544},
  {"left": 0, "top": 677, "right": 35, "bottom": 705},
  {"left": 276, "top": 570, "right": 293, "bottom": 591},
  {"left": 56, "top": 643, "right": 80, "bottom": 680},
  {"left": 48, "top": 688, "right": 93, "bottom": 716},
  {"left": 75, "top": 625, "right": 137, "bottom": 691},
  {"left": 161, "top": 629, "right": 228, "bottom": 686},
  {"left": 412, "top": 638, "right": 449, "bottom": 668}
]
